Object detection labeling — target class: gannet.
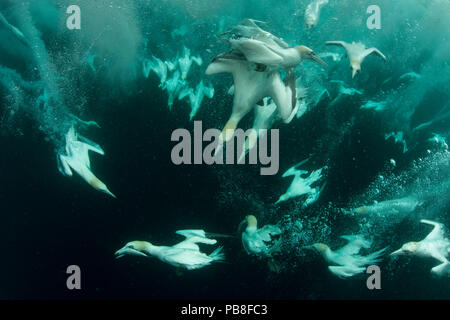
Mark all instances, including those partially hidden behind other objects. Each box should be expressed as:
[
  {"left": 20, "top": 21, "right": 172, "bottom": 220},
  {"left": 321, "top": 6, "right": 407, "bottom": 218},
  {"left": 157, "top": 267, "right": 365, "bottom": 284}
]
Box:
[
  {"left": 391, "top": 219, "right": 450, "bottom": 277},
  {"left": 224, "top": 19, "right": 327, "bottom": 69},
  {"left": 0, "top": 12, "right": 27, "bottom": 45},
  {"left": 161, "top": 70, "right": 187, "bottom": 109},
  {"left": 239, "top": 215, "right": 282, "bottom": 257},
  {"left": 58, "top": 126, "right": 115, "bottom": 198},
  {"left": 221, "top": 19, "right": 290, "bottom": 49},
  {"left": 115, "top": 229, "right": 225, "bottom": 270},
  {"left": 179, "top": 80, "right": 214, "bottom": 120},
  {"left": 165, "top": 59, "right": 178, "bottom": 72},
  {"left": 308, "top": 235, "right": 387, "bottom": 278},
  {"left": 276, "top": 158, "right": 326, "bottom": 206},
  {"left": 205, "top": 52, "right": 298, "bottom": 152},
  {"left": 178, "top": 46, "right": 203, "bottom": 80},
  {"left": 353, "top": 196, "right": 422, "bottom": 216},
  {"left": 325, "top": 41, "right": 386, "bottom": 78},
  {"left": 304, "top": 0, "right": 329, "bottom": 29},
  {"left": 143, "top": 56, "right": 168, "bottom": 84},
  {"left": 229, "top": 38, "right": 326, "bottom": 70}
]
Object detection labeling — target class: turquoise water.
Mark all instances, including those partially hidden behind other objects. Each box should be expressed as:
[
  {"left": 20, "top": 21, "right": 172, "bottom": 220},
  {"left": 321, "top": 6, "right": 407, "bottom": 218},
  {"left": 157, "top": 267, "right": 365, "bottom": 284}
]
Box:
[{"left": 0, "top": 0, "right": 449, "bottom": 299}]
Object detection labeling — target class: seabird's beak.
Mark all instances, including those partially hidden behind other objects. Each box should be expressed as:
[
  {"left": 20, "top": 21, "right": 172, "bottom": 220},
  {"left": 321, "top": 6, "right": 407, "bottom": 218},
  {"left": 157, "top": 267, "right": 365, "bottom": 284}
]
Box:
[
  {"left": 390, "top": 248, "right": 403, "bottom": 256},
  {"left": 103, "top": 188, "right": 116, "bottom": 198},
  {"left": 114, "top": 246, "right": 147, "bottom": 259},
  {"left": 352, "top": 68, "right": 358, "bottom": 79},
  {"left": 311, "top": 53, "right": 327, "bottom": 67}
]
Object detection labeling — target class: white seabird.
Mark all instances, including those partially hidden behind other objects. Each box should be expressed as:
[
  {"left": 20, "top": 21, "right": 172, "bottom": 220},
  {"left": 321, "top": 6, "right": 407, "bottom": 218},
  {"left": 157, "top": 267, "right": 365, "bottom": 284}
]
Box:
[
  {"left": 239, "top": 215, "right": 282, "bottom": 257},
  {"left": 179, "top": 80, "right": 214, "bottom": 120},
  {"left": 391, "top": 219, "right": 450, "bottom": 277},
  {"left": 276, "top": 158, "right": 326, "bottom": 206},
  {"left": 325, "top": 41, "right": 386, "bottom": 78},
  {"left": 304, "top": 0, "right": 329, "bottom": 29},
  {"left": 224, "top": 19, "right": 327, "bottom": 69},
  {"left": 353, "top": 196, "right": 422, "bottom": 216},
  {"left": 308, "top": 235, "right": 387, "bottom": 278},
  {"left": 115, "top": 229, "right": 225, "bottom": 270},
  {"left": 205, "top": 52, "right": 299, "bottom": 153},
  {"left": 178, "top": 46, "right": 203, "bottom": 80},
  {"left": 58, "top": 126, "right": 115, "bottom": 198}
]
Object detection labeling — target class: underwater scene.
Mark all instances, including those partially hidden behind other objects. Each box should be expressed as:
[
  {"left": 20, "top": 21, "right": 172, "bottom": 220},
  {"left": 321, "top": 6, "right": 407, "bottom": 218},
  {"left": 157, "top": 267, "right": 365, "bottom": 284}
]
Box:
[{"left": 0, "top": 0, "right": 449, "bottom": 301}]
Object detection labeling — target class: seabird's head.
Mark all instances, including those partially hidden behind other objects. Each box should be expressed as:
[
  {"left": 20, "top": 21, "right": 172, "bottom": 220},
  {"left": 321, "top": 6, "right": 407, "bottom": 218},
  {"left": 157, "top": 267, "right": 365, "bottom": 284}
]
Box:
[
  {"left": 353, "top": 206, "right": 367, "bottom": 214},
  {"left": 390, "top": 242, "right": 419, "bottom": 256},
  {"left": 311, "top": 243, "right": 329, "bottom": 253},
  {"left": 89, "top": 177, "right": 116, "bottom": 198},
  {"left": 238, "top": 215, "right": 258, "bottom": 234},
  {"left": 305, "top": 16, "right": 317, "bottom": 29},
  {"left": 295, "top": 46, "right": 327, "bottom": 66},
  {"left": 350, "top": 60, "right": 361, "bottom": 78},
  {"left": 115, "top": 241, "right": 153, "bottom": 259}
]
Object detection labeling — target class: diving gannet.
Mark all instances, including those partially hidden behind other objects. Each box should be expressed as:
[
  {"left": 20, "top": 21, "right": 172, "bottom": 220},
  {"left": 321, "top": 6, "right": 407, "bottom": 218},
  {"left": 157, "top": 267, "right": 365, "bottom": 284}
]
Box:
[
  {"left": 308, "top": 235, "right": 387, "bottom": 278},
  {"left": 353, "top": 196, "right": 422, "bottom": 216},
  {"left": 0, "top": 12, "right": 27, "bottom": 45},
  {"left": 224, "top": 20, "right": 327, "bottom": 69},
  {"left": 391, "top": 219, "right": 450, "bottom": 277},
  {"left": 239, "top": 215, "right": 282, "bottom": 257},
  {"left": 229, "top": 38, "right": 327, "bottom": 69},
  {"left": 162, "top": 70, "right": 188, "bottom": 109},
  {"left": 304, "top": 0, "right": 329, "bottom": 29},
  {"left": 143, "top": 56, "right": 168, "bottom": 85},
  {"left": 178, "top": 80, "right": 214, "bottom": 120},
  {"left": 115, "top": 229, "right": 225, "bottom": 270},
  {"left": 276, "top": 158, "right": 326, "bottom": 206},
  {"left": 325, "top": 41, "right": 386, "bottom": 78},
  {"left": 58, "top": 126, "right": 115, "bottom": 198},
  {"left": 178, "top": 46, "right": 203, "bottom": 80},
  {"left": 206, "top": 52, "right": 298, "bottom": 152}
]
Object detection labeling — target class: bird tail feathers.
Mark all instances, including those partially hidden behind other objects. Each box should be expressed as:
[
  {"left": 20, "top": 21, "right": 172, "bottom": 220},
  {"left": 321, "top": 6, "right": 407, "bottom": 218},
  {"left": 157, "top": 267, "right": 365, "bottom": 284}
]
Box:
[{"left": 209, "top": 246, "right": 226, "bottom": 262}]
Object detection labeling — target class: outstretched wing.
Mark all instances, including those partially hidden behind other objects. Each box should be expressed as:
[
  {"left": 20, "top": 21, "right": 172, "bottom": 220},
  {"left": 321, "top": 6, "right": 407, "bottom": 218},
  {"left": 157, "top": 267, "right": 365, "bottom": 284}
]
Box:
[
  {"left": 337, "top": 235, "right": 372, "bottom": 256},
  {"left": 364, "top": 48, "right": 387, "bottom": 61},
  {"left": 230, "top": 38, "right": 284, "bottom": 66},
  {"left": 78, "top": 135, "right": 105, "bottom": 155},
  {"left": 325, "top": 41, "right": 348, "bottom": 50},
  {"left": 174, "top": 230, "right": 217, "bottom": 250},
  {"left": 57, "top": 154, "right": 73, "bottom": 177},
  {"left": 176, "top": 229, "right": 207, "bottom": 239},
  {"left": 421, "top": 219, "right": 446, "bottom": 241},
  {"left": 328, "top": 265, "right": 366, "bottom": 279},
  {"left": 282, "top": 158, "right": 310, "bottom": 178},
  {"left": 257, "top": 225, "right": 282, "bottom": 242}
]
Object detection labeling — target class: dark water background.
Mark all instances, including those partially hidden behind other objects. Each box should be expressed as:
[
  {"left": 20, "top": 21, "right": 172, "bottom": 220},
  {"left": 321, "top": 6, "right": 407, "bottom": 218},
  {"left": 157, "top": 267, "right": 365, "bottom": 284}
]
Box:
[{"left": 1, "top": 77, "right": 449, "bottom": 300}]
